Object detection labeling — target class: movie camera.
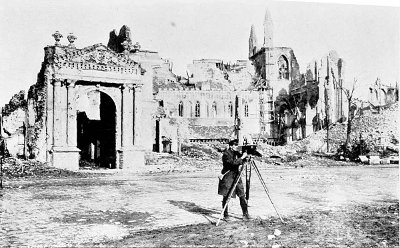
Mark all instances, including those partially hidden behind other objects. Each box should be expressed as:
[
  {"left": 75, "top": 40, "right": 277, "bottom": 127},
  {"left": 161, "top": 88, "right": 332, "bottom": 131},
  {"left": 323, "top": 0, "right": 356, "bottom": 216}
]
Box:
[{"left": 237, "top": 144, "right": 263, "bottom": 157}]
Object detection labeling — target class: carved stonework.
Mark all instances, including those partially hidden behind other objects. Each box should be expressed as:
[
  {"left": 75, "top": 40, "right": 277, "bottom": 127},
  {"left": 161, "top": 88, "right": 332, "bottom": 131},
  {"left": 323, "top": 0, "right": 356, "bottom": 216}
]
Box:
[
  {"left": 52, "top": 31, "right": 63, "bottom": 46},
  {"left": 125, "top": 83, "right": 135, "bottom": 92},
  {"left": 66, "top": 79, "right": 76, "bottom": 88},
  {"left": 51, "top": 44, "right": 140, "bottom": 73},
  {"left": 67, "top": 33, "right": 77, "bottom": 48},
  {"left": 121, "top": 40, "right": 132, "bottom": 52},
  {"left": 133, "top": 42, "right": 141, "bottom": 52}
]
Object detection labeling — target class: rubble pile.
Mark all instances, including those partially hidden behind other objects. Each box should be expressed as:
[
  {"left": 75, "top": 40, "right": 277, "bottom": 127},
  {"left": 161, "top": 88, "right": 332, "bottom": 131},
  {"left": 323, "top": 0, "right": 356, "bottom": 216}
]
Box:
[
  {"left": 351, "top": 103, "right": 399, "bottom": 151},
  {"left": 1, "top": 157, "right": 90, "bottom": 179},
  {"left": 258, "top": 144, "right": 298, "bottom": 158},
  {"left": 288, "top": 102, "right": 399, "bottom": 154},
  {"left": 144, "top": 149, "right": 221, "bottom": 173},
  {"left": 181, "top": 142, "right": 225, "bottom": 160}
]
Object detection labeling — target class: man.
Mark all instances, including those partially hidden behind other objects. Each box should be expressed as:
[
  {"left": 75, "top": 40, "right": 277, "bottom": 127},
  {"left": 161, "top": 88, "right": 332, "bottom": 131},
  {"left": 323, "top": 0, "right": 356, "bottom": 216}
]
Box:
[{"left": 218, "top": 139, "right": 250, "bottom": 220}]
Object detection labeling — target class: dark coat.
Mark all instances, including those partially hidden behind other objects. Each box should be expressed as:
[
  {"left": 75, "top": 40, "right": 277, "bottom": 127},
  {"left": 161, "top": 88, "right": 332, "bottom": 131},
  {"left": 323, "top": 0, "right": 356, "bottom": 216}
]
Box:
[{"left": 217, "top": 148, "right": 245, "bottom": 198}]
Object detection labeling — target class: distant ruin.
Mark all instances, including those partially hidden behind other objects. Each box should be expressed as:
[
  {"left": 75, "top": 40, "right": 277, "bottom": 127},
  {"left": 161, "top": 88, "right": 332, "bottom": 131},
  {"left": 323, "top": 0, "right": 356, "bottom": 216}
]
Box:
[{"left": 1, "top": 9, "right": 398, "bottom": 171}]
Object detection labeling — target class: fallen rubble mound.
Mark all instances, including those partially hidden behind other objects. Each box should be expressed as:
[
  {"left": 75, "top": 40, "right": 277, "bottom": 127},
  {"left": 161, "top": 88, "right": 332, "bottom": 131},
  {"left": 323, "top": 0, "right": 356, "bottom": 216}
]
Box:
[
  {"left": 144, "top": 143, "right": 223, "bottom": 173},
  {"left": 287, "top": 102, "right": 399, "bottom": 154},
  {"left": 1, "top": 157, "right": 92, "bottom": 179}
]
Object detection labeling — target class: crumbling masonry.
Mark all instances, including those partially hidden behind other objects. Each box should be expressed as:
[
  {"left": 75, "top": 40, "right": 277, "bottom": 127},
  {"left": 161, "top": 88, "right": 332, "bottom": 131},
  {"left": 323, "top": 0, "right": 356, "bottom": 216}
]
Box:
[{"left": 3, "top": 9, "right": 396, "bottom": 170}]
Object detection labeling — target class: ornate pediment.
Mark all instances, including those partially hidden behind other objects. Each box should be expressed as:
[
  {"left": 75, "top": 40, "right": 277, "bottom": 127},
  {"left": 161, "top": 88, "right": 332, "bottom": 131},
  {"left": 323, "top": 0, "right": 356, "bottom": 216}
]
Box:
[{"left": 52, "top": 43, "right": 139, "bottom": 70}]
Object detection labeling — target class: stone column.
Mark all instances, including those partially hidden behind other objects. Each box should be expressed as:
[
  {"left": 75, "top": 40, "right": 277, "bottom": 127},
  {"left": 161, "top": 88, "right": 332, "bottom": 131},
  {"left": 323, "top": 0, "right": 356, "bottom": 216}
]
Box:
[
  {"left": 133, "top": 85, "right": 143, "bottom": 146},
  {"left": 66, "top": 80, "right": 77, "bottom": 147},
  {"left": 305, "top": 103, "right": 314, "bottom": 137},
  {"left": 121, "top": 84, "right": 145, "bottom": 171},
  {"left": 122, "top": 84, "right": 134, "bottom": 147},
  {"left": 116, "top": 86, "right": 123, "bottom": 169},
  {"left": 51, "top": 78, "right": 79, "bottom": 171},
  {"left": 119, "top": 84, "right": 136, "bottom": 170},
  {"left": 52, "top": 79, "right": 64, "bottom": 147},
  {"left": 46, "top": 75, "right": 54, "bottom": 163}
]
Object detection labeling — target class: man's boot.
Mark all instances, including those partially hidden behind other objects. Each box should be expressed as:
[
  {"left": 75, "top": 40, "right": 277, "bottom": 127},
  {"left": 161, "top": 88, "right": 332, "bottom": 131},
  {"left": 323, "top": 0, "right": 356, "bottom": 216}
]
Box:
[
  {"left": 222, "top": 196, "right": 230, "bottom": 221},
  {"left": 240, "top": 196, "right": 251, "bottom": 220}
]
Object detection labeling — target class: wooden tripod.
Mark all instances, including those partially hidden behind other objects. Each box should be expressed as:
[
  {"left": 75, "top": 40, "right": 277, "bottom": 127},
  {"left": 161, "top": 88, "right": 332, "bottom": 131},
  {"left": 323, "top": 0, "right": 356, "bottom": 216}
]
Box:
[{"left": 216, "top": 157, "right": 284, "bottom": 226}]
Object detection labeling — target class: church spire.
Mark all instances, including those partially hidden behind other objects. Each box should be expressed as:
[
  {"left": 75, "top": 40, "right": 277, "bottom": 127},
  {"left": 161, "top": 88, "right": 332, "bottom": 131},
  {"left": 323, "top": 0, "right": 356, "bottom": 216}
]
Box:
[
  {"left": 249, "top": 25, "right": 258, "bottom": 58},
  {"left": 263, "top": 8, "right": 273, "bottom": 48}
]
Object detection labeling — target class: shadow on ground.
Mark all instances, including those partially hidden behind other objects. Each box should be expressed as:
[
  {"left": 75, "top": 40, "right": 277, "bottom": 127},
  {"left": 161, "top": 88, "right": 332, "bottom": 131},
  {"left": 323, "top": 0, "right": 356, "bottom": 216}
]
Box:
[
  {"left": 168, "top": 200, "right": 243, "bottom": 224},
  {"left": 168, "top": 200, "right": 219, "bottom": 215}
]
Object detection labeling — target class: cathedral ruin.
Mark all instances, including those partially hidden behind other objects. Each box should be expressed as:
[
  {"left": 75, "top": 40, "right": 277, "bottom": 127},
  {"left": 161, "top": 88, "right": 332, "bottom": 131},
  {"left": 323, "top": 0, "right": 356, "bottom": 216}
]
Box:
[{"left": 4, "top": 9, "right": 396, "bottom": 171}]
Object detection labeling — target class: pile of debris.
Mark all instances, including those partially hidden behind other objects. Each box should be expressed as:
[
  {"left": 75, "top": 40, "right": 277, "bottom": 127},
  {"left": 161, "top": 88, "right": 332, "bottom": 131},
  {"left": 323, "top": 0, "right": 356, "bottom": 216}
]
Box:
[
  {"left": 288, "top": 102, "right": 399, "bottom": 155},
  {"left": 1, "top": 157, "right": 90, "bottom": 179},
  {"left": 181, "top": 142, "right": 225, "bottom": 160},
  {"left": 144, "top": 146, "right": 222, "bottom": 173}
]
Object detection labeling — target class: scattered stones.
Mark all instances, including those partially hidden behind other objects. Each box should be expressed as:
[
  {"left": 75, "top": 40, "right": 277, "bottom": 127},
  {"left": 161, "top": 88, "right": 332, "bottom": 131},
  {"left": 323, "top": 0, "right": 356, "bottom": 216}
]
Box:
[
  {"left": 274, "top": 229, "right": 282, "bottom": 236},
  {"left": 1, "top": 157, "right": 92, "bottom": 179}
]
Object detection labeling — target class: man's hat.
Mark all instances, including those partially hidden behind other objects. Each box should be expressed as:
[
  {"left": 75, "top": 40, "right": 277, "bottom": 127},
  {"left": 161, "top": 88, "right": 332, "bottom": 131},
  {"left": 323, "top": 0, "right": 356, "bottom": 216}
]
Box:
[{"left": 228, "top": 139, "right": 239, "bottom": 146}]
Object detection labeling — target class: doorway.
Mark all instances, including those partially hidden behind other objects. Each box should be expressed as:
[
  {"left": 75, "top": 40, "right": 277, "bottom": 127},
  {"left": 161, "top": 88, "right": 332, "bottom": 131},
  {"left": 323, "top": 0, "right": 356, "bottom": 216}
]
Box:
[{"left": 77, "top": 91, "right": 116, "bottom": 168}]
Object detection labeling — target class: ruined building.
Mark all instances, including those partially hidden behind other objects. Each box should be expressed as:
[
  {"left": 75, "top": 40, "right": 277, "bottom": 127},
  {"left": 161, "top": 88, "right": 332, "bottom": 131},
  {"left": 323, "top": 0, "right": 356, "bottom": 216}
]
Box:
[
  {"left": 14, "top": 30, "right": 154, "bottom": 171},
  {"left": 154, "top": 9, "right": 348, "bottom": 149},
  {"left": 1, "top": 9, "right": 362, "bottom": 170},
  {"left": 369, "top": 78, "right": 399, "bottom": 107}
]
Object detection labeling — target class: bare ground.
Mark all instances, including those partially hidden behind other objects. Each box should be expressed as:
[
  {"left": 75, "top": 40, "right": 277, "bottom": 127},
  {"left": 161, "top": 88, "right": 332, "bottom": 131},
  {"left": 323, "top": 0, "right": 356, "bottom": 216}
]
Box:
[
  {"left": 94, "top": 200, "right": 398, "bottom": 248},
  {"left": 1, "top": 155, "right": 398, "bottom": 247}
]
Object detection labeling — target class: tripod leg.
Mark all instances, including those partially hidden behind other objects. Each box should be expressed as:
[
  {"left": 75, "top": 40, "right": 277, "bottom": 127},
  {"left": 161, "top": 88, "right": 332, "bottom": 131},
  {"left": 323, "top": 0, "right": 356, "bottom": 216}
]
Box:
[
  {"left": 245, "top": 162, "right": 251, "bottom": 201},
  {"left": 216, "top": 166, "right": 245, "bottom": 226},
  {"left": 251, "top": 160, "right": 285, "bottom": 223}
]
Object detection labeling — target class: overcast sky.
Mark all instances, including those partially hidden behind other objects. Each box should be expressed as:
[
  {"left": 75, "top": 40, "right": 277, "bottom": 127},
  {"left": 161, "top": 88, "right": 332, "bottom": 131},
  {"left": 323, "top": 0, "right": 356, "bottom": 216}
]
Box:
[{"left": 0, "top": 0, "right": 399, "bottom": 106}]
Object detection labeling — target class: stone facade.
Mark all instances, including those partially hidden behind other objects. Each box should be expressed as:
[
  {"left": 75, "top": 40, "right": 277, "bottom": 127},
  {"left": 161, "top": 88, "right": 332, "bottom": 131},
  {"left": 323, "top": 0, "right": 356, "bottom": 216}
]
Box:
[
  {"left": 247, "top": 11, "right": 349, "bottom": 144},
  {"left": 288, "top": 51, "right": 348, "bottom": 142},
  {"left": 21, "top": 30, "right": 153, "bottom": 171},
  {"left": 3, "top": 8, "right": 387, "bottom": 168},
  {"left": 369, "top": 78, "right": 399, "bottom": 107},
  {"left": 129, "top": 8, "right": 350, "bottom": 152},
  {"left": 154, "top": 57, "right": 269, "bottom": 148}
]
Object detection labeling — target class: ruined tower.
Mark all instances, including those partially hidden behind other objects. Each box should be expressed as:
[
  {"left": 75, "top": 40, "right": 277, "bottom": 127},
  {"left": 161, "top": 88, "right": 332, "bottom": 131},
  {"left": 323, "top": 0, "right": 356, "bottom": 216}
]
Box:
[
  {"left": 249, "top": 25, "right": 258, "bottom": 58},
  {"left": 263, "top": 8, "right": 273, "bottom": 48}
]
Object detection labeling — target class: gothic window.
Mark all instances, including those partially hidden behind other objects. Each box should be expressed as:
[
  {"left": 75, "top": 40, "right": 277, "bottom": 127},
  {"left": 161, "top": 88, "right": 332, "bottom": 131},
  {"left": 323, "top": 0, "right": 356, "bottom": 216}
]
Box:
[
  {"left": 178, "top": 101, "right": 184, "bottom": 117},
  {"left": 188, "top": 101, "right": 193, "bottom": 117},
  {"left": 244, "top": 102, "right": 249, "bottom": 117},
  {"left": 278, "top": 55, "right": 289, "bottom": 80},
  {"left": 228, "top": 101, "right": 233, "bottom": 117},
  {"left": 212, "top": 101, "right": 217, "bottom": 117},
  {"left": 195, "top": 101, "right": 200, "bottom": 117},
  {"left": 267, "top": 102, "right": 273, "bottom": 111}
]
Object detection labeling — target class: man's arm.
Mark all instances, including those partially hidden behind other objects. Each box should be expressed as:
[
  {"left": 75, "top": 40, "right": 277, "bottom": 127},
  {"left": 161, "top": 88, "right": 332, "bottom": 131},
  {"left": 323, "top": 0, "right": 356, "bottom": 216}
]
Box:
[{"left": 222, "top": 150, "right": 247, "bottom": 171}]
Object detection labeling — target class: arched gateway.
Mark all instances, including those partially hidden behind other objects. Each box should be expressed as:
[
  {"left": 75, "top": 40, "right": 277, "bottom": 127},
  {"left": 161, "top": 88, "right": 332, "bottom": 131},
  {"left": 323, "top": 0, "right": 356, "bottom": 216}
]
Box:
[{"left": 40, "top": 41, "right": 151, "bottom": 171}]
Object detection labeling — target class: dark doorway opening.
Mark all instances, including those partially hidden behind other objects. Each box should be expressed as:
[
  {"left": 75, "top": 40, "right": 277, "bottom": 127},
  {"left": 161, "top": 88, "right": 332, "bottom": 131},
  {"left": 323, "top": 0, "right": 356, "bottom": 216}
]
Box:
[
  {"left": 77, "top": 92, "right": 116, "bottom": 169},
  {"left": 153, "top": 120, "right": 160, "bottom": 152}
]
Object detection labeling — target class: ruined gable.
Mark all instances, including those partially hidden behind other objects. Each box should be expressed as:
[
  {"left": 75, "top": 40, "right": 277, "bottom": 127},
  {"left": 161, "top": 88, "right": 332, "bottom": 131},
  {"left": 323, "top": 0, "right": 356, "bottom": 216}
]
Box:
[{"left": 107, "top": 25, "right": 132, "bottom": 53}]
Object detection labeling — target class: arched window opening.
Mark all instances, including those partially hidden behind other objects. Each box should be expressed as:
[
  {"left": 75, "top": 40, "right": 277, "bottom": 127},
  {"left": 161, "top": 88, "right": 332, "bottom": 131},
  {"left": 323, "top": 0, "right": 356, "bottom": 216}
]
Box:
[
  {"left": 178, "top": 101, "right": 184, "bottom": 117},
  {"left": 228, "top": 101, "right": 233, "bottom": 117},
  {"left": 212, "top": 101, "right": 217, "bottom": 117},
  {"left": 244, "top": 102, "right": 249, "bottom": 117},
  {"left": 278, "top": 55, "right": 289, "bottom": 80},
  {"left": 188, "top": 101, "right": 193, "bottom": 117},
  {"left": 195, "top": 101, "right": 200, "bottom": 117}
]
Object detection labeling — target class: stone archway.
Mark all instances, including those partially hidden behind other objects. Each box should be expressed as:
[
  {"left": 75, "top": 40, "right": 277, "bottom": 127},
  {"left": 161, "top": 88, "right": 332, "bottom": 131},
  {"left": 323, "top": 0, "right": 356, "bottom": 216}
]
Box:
[
  {"left": 278, "top": 55, "right": 289, "bottom": 80},
  {"left": 77, "top": 90, "right": 117, "bottom": 168},
  {"left": 42, "top": 43, "right": 150, "bottom": 171}
]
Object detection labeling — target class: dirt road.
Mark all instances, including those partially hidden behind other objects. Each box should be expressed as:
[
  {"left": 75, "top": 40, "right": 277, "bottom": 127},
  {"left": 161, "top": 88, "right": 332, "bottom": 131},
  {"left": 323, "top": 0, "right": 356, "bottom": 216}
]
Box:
[{"left": 1, "top": 164, "right": 398, "bottom": 247}]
